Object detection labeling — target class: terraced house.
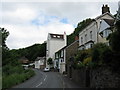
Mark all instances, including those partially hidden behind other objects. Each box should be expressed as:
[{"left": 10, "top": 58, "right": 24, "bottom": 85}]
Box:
[{"left": 78, "top": 4, "right": 115, "bottom": 50}]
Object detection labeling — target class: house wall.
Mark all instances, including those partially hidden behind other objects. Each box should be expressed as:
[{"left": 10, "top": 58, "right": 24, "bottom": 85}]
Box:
[
  {"left": 60, "top": 63, "right": 65, "bottom": 74},
  {"left": 79, "top": 22, "right": 98, "bottom": 50},
  {"left": 79, "top": 13, "right": 114, "bottom": 49},
  {"left": 35, "top": 61, "right": 40, "bottom": 69},
  {"left": 65, "top": 40, "right": 79, "bottom": 76},
  {"left": 55, "top": 48, "right": 66, "bottom": 73},
  {"left": 46, "top": 33, "right": 66, "bottom": 67}
]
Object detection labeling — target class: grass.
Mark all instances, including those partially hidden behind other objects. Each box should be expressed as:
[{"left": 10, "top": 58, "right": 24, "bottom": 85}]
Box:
[
  {"left": 0, "top": 67, "right": 2, "bottom": 89},
  {"left": 2, "top": 68, "right": 35, "bottom": 89}
]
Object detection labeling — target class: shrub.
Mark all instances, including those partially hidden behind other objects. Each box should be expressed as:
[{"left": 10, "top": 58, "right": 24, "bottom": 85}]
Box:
[
  {"left": 76, "top": 61, "right": 85, "bottom": 69},
  {"left": 75, "top": 49, "right": 91, "bottom": 62},
  {"left": 83, "top": 57, "right": 92, "bottom": 65},
  {"left": 91, "top": 43, "right": 110, "bottom": 64},
  {"left": 47, "top": 57, "right": 53, "bottom": 65}
]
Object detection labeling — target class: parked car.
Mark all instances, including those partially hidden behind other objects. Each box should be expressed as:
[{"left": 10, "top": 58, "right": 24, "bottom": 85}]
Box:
[{"left": 44, "top": 67, "right": 50, "bottom": 72}]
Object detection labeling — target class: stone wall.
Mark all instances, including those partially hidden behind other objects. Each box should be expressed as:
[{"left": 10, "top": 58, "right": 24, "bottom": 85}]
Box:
[
  {"left": 71, "top": 68, "right": 87, "bottom": 87},
  {"left": 90, "top": 66, "right": 120, "bottom": 88},
  {"left": 65, "top": 40, "right": 79, "bottom": 77},
  {"left": 70, "top": 66, "right": 120, "bottom": 88}
]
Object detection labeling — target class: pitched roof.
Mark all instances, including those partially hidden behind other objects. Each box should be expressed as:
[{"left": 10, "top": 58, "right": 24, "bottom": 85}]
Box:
[
  {"left": 79, "top": 12, "right": 114, "bottom": 34},
  {"left": 95, "top": 12, "right": 115, "bottom": 20},
  {"left": 103, "top": 19, "right": 114, "bottom": 26}
]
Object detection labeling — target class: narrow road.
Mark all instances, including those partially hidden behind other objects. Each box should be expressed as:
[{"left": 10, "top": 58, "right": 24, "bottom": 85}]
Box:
[{"left": 13, "top": 69, "right": 80, "bottom": 88}]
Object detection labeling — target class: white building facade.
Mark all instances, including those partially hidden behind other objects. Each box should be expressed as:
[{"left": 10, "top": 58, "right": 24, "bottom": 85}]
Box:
[
  {"left": 46, "top": 33, "right": 67, "bottom": 68},
  {"left": 55, "top": 46, "right": 66, "bottom": 74},
  {"left": 35, "top": 57, "right": 45, "bottom": 69},
  {"left": 79, "top": 5, "right": 114, "bottom": 50}
]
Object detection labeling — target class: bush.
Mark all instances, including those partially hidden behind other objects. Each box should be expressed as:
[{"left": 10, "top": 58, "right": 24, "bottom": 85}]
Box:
[
  {"left": 76, "top": 61, "right": 85, "bottom": 69},
  {"left": 47, "top": 58, "right": 53, "bottom": 65},
  {"left": 83, "top": 57, "right": 92, "bottom": 65},
  {"left": 91, "top": 43, "right": 110, "bottom": 64},
  {"left": 75, "top": 49, "right": 91, "bottom": 62}
]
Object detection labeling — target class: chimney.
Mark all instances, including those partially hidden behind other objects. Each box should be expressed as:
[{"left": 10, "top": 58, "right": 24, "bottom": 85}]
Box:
[{"left": 102, "top": 4, "right": 110, "bottom": 14}]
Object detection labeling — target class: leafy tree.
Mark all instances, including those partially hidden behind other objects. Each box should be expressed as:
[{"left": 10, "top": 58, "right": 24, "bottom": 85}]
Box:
[
  {"left": 67, "top": 18, "right": 93, "bottom": 45},
  {"left": 0, "top": 27, "right": 9, "bottom": 49},
  {"left": 47, "top": 58, "right": 53, "bottom": 65},
  {"left": 0, "top": 28, "right": 10, "bottom": 66}
]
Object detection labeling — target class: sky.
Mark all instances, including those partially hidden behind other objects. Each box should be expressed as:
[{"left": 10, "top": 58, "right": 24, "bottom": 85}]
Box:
[{"left": 0, "top": 0, "right": 119, "bottom": 49}]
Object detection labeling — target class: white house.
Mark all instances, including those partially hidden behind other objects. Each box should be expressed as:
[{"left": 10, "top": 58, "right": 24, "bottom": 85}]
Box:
[
  {"left": 46, "top": 32, "right": 67, "bottom": 68},
  {"left": 99, "top": 19, "right": 114, "bottom": 45},
  {"left": 78, "top": 4, "right": 115, "bottom": 50},
  {"left": 55, "top": 46, "right": 66, "bottom": 73},
  {"left": 35, "top": 57, "right": 45, "bottom": 69}
]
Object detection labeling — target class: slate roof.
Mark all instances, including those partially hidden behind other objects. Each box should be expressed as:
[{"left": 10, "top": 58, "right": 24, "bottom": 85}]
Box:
[{"left": 103, "top": 19, "right": 114, "bottom": 26}]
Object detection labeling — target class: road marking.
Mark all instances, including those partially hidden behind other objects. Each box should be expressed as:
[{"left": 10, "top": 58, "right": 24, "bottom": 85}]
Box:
[
  {"left": 36, "top": 82, "right": 42, "bottom": 87},
  {"left": 44, "top": 74, "right": 47, "bottom": 81}
]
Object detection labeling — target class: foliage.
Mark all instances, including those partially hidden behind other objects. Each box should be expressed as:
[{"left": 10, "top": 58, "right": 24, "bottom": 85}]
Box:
[
  {"left": 91, "top": 43, "right": 110, "bottom": 64},
  {"left": 108, "top": 17, "right": 120, "bottom": 72},
  {"left": 1, "top": 27, "right": 35, "bottom": 89},
  {"left": 0, "top": 27, "right": 9, "bottom": 49},
  {"left": 73, "top": 49, "right": 91, "bottom": 69},
  {"left": 47, "top": 58, "right": 53, "bottom": 65},
  {"left": 14, "top": 43, "right": 46, "bottom": 61},
  {"left": 67, "top": 18, "right": 93, "bottom": 45},
  {"left": 109, "top": 21, "right": 120, "bottom": 54},
  {"left": 75, "top": 49, "right": 91, "bottom": 62},
  {"left": 83, "top": 57, "right": 92, "bottom": 65},
  {"left": 2, "top": 69, "right": 35, "bottom": 89},
  {"left": 75, "top": 61, "right": 85, "bottom": 69}
]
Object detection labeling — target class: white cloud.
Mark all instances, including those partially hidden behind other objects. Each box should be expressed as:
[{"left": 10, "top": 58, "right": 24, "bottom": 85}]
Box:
[
  {"left": 2, "top": 21, "right": 74, "bottom": 49},
  {"left": 1, "top": 1, "right": 118, "bottom": 49}
]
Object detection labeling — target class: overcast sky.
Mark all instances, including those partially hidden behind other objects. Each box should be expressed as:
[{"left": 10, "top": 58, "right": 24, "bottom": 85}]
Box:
[{"left": 0, "top": 0, "right": 119, "bottom": 49}]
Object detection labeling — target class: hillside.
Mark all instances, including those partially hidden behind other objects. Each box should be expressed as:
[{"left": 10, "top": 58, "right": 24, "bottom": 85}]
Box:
[{"left": 67, "top": 18, "right": 93, "bottom": 45}]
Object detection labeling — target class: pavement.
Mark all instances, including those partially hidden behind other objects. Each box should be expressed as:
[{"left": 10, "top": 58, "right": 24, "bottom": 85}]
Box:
[{"left": 13, "top": 69, "right": 81, "bottom": 88}]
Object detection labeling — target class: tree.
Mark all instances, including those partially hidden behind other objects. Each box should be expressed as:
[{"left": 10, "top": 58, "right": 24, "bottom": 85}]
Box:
[
  {"left": 0, "top": 28, "right": 10, "bottom": 66},
  {"left": 0, "top": 27, "right": 9, "bottom": 49},
  {"left": 47, "top": 58, "right": 53, "bottom": 65},
  {"left": 109, "top": 4, "right": 120, "bottom": 54},
  {"left": 67, "top": 18, "right": 93, "bottom": 45}
]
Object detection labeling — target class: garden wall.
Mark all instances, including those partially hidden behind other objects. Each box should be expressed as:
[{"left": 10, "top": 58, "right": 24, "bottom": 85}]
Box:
[{"left": 70, "top": 66, "right": 120, "bottom": 88}]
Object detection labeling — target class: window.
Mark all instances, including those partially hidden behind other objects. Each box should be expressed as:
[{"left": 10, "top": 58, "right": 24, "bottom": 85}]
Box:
[
  {"left": 57, "top": 36, "right": 60, "bottom": 38},
  {"left": 56, "top": 53, "right": 58, "bottom": 58},
  {"left": 85, "top": 34, "right": 87, "bottom": 42},
  {"left": 103, "top": 30, "right": 108, "bottom": 38},
  {"left": 53, "top": 35, "right": 56, "bottom": 38},
  {"left": 81, "top": 37, "right": 83, "bottom": 44},
  {"left": 61, "top": 50, "right": 63, "bottom": 57},
  {"left": 90, "top": 44, "right": 93, "bottom": 48},
  {"left": 90, "top": 31, "right": 92, "bottom": 39}
]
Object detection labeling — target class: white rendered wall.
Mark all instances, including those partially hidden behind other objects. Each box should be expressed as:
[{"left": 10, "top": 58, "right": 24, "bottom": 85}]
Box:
[
  {"left": 79, "top": 13, "right": 114, "bottom": 48},
  {"left": 46, "top": 33, "right": 66, "bottom": 67},
  {"left": 48, "top": 39, "right": 66, "bottom": 60}
]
